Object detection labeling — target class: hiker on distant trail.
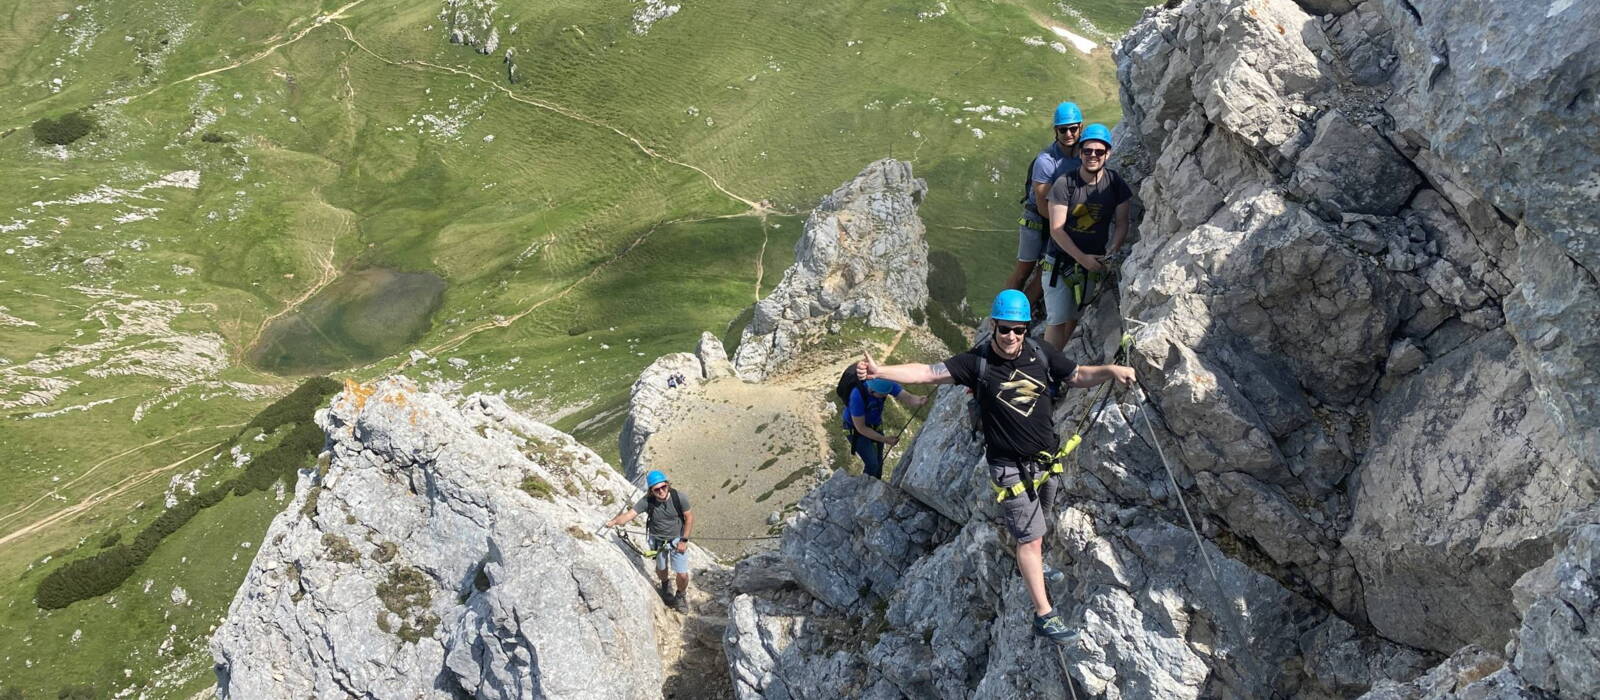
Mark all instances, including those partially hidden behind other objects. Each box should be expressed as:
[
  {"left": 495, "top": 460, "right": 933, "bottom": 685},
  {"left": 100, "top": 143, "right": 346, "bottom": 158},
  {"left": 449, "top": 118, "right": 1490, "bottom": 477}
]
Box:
[
  {"left": 855, "top": 290, "right": 1135, "bottom": 643},
  {"left": 1041, "top": 122, "right": 1132, "bottom": 350},
  {"left": 841, "top": 377, "right": 928, "bottom": 480},
  {"left": 603, "top": 470, "right": 695, "bottom": 610},
  {"left": 1005, "top": 101, "right": 1085, "bottom": 315}
]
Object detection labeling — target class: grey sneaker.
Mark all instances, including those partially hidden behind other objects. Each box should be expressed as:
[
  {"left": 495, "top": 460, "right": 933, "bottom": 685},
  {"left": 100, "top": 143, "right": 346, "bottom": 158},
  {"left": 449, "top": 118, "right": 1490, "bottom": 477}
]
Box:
[
  {"left": 671, "top": 591, "right": 687, "bottom": 611},
  {"left": 1033, "top": 612, "right": 1077, "bottom": 644}
]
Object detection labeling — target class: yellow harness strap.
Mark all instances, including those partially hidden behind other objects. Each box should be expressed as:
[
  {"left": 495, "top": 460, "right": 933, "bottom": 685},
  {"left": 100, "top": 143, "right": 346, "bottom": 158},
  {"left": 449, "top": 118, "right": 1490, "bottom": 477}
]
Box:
[
  {"left": 1019, "top": 217, "right": 1044, "bottom": 231},
  {"left": 990, "top": 435, "right": 1081, "bottom": 502}
]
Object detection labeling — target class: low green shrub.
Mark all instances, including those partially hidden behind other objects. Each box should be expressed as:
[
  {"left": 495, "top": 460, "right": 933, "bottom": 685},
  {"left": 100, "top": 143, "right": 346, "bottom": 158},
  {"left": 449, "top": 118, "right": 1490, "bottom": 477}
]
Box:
[
  {"left": 31, "top": 111, "right": 93, "bottom": 145},
  {"left": 34, "top": 377, "right": 339, "bottom": 610}
]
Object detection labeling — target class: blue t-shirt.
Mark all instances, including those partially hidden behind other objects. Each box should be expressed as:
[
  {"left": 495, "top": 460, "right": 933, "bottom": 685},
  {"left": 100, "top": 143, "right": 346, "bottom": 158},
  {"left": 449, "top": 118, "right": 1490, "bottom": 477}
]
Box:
[
  {"left": 843, "top": 382, "right": 901, "bottom": 429},
  {"left": 1023, "top": 142, "right": 1082, "bottom": 221}
]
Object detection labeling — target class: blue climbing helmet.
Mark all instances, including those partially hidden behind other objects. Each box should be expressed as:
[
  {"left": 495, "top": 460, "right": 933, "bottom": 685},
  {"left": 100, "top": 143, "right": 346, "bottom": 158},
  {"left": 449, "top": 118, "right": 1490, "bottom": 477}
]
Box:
[
  {"left": 1080, "top": 123, "right": 1113, "bottom": 148},
  {"left": 864, "top": 379, "right": 898, "bottom": 395},
  {"left": 1053, "top": 101, "right": 1084, "bottom": 127},
  {"left": 990, "top": 289, "right": 1031, "bottom": 323},
  {"left": 646, "top": 470, "right": 668, "bottom": 487}
]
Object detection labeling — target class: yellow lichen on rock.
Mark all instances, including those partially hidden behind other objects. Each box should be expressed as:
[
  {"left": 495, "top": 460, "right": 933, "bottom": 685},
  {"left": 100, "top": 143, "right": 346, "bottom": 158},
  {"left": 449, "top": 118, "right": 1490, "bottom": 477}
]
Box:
[{"left": 341, "top": 378, "right": 377, "bottom": 411}]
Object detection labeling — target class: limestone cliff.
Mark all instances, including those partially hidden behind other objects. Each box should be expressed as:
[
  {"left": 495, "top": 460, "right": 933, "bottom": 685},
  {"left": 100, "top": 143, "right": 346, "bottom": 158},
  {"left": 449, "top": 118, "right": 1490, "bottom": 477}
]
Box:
[
  {"left": 620, "top": 332, "right": 734, "bottom": 481},
  {"left": 210, "top": 378, "right": 722, "bottom": 698},
  {"left": 732, "top": 159, "right": 930, "bottom": 381},
  {"left": 721, "top": 0, "right": 1600, "bottom": 698}
]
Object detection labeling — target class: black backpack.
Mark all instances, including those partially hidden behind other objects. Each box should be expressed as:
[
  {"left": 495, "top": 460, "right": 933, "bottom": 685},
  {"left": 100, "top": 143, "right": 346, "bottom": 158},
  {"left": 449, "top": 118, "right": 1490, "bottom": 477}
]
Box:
[
  {"left": 1018, "top": 152, "right": 1045, "bottom": 216},
  {"left": 969, "top": 336, "right": 1062, "bottom": 437},
  {"left": 835, "top": 364, "right": 865, "bottom": 416},
  {"left": 835, "top": 364, "right": 863, "bottom": 404}
]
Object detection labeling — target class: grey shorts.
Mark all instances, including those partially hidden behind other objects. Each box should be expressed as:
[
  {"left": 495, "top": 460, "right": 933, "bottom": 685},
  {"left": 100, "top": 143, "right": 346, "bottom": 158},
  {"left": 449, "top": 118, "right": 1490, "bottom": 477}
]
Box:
[
  {"left": 1042, "top": 260, "right": 1106, "bottom": 326},
  {"left": 652, "top": 538, "right": 689, "bottom": 574},
  {"left": 1017, "top": 223, "right": 1047, "bottom": 263},
  {"left": 990, "top": 458, "right": 1058, "bottom": 543}
]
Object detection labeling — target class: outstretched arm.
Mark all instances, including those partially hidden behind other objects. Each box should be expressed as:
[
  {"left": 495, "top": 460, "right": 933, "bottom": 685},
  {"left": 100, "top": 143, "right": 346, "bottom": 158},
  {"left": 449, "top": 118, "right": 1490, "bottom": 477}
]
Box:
[
  {"left": 893, "top": 391, "right": 929, "bottom": 409},
  {"left": 605, "top": 509, "right": 640, "bottom": 527},
  {"left": 1067, "top": 364, "right": 1136, "bottom": 389},
  {"left": 851, "top": 414, "right": 898, "bottom": 445},
  {"left": 856, "top": 351, "right": 954, "bottom": 386}
]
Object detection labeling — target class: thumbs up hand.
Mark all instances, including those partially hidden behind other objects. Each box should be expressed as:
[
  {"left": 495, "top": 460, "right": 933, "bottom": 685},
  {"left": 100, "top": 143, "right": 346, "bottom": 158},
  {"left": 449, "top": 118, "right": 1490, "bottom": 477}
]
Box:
[{"left": 857, "top": 351, "right": 880, "bottom": 381}]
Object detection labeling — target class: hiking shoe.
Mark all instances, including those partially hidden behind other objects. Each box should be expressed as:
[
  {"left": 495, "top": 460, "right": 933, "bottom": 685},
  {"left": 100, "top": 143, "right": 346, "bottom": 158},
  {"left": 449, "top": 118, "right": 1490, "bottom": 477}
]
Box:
[
  {"left": 671, "top": 591, "right": 687, "bottom": 611},
  {"left": 1033, "top": 612, "right": 1078, "bottom": 645},
  {"left": 659, "top": 581, "right": 673, "bottom": 599}
]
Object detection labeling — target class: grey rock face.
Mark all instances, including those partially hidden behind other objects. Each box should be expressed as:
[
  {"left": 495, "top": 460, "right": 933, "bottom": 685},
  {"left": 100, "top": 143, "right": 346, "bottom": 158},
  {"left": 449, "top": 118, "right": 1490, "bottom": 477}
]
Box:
[
  {"left": 439, "top": 0, "right": 508, "bottom": 57},
  {"left": 1358, "top": 646, "right": 1529, "bottom": 700},
  {"left": 1512, "top": 523, "right": 1600, "bottom": 697},
  {"left": 697, "top": 331, "right": 736, "bottom": 379},
  {"left": 780, "top": 472, "right": 955, "bottom": 615},
  {"left": 1505, "top": 228, "right": 1600, "bottom": 477},
  {"left": 887, "top": 383, "right": 986, "bottom": 524},
  {"left": 212, "top": 378, "right": 710, "bottom": 699},
  {"left": 1344, "top": 331, "right": 1594, "bottom": 653},
  {"left": 1292, "top": 110, "right": 1421, "bottom": 216},
  {"left": 1379, "top": 0, "right": 1600, "bottom": 474},
  {"left": 725, "top": 0, "right": 1600, "bottom": 696},
  {"left": 1113, "top": 0, "right": 1595, "bottom": 660},
  {"left": 733, "top": 159, "right": 930, "bottom": 380},
  {"left": 619, "top": 351, "right": 707, "bottom": 481}
]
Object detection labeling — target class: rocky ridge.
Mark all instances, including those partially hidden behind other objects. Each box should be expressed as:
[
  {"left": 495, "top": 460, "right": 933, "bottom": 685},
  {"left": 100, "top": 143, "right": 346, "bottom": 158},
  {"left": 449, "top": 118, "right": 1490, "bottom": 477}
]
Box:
[
  {"left": 211, "top": 378, "right": 724, "bottom": 698},
  {"left": 620, "top": 331, "right": 734, "bottom": 481},
  {"left": 732, "top": 158, "right": 930, "bottom": 381},
  {"left": 720, "top": 0, "right": 1600, "bottom": 698}
]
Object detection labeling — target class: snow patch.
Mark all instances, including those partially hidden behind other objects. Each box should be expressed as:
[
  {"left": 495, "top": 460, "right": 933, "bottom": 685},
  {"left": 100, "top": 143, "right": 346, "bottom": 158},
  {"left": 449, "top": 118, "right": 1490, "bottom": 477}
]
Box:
[{"left": 1049, "top": 25, "right": 1097, "bottom": 54}]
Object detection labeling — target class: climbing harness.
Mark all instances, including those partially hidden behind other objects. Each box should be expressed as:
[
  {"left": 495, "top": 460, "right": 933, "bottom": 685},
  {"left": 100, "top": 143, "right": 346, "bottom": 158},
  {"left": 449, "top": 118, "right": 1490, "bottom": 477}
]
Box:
[
  {"left": 990, "top": 330, "right": 1131, "bottom": 503},
  {"left": 990, "top": 453, "right": 1066, "bottom": 503},
  {"left": 1041, "top": 257, "right": 1108, "bottom": 304}
]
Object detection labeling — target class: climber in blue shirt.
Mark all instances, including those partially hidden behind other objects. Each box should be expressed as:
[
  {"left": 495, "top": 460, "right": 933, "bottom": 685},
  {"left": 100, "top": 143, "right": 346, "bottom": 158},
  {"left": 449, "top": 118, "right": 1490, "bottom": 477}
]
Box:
[{"left": 843, "top": 378, "right": 927, "bottom": 480}]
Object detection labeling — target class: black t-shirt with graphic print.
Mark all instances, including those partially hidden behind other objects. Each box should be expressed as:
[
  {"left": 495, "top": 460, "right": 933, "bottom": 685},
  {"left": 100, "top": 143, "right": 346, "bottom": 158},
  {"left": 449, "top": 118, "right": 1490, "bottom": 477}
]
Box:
[
  {"left": 1046, "top": 167, "right": 1133, "bottom": 257},
  {"left": 944, "top": 341, "right": 1077, "bottom": 460}
]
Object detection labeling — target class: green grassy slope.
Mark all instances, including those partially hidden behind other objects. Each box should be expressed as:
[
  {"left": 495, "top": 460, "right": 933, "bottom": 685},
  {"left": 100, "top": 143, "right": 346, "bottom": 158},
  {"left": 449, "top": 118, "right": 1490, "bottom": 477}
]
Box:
[{"left": 0, "top": 0, "right": 1142, "bottom": 694}]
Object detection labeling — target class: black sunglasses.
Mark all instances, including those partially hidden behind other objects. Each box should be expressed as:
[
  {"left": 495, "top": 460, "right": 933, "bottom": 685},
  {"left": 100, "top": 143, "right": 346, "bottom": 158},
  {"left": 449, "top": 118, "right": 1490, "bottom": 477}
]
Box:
[
  {"left": 1081, "top": 147, "right": 1109, "bottom": 157},
  {"left": 996, "top": 324, "right": 1029, "bottom": 336},
  {"left": 1056, "top": 124, "right": 1082, "bottom": 134}
]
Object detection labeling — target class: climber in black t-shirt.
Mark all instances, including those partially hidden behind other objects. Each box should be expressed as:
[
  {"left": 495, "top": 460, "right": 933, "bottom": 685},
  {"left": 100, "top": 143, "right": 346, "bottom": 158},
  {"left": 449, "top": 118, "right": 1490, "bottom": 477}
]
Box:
[
  {"left": 1041, "top": 123, "right": 1133, "bottom": 351},
  {"left": 856, "top": 289, "right": 1135, "bottom": 644}
]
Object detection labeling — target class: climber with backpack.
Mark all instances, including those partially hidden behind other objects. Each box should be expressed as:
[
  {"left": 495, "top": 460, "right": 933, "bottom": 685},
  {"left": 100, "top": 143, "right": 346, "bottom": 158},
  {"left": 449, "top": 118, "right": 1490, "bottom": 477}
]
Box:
[
  {"left": 602, "top": 470, "right": 695, "bottom": 610},
  {"left": 1005, "top": 101, "right": 1086, "bottom": 315},
  {"left": 1041, "top": 122, "right": 1133, "bottom": 350},
  {"left": 835, "top": 370, "right": 928, "bottom": 480},
  {"left": 855, "top": 290, "right": 1135, "bottom": 643}
]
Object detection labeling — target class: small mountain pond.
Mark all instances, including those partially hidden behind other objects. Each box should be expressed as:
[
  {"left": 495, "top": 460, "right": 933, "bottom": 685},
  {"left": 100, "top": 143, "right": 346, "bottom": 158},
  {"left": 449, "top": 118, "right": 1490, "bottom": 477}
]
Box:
[{"left": 247, "top": 268, "right": 447, "bottom": 375}]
